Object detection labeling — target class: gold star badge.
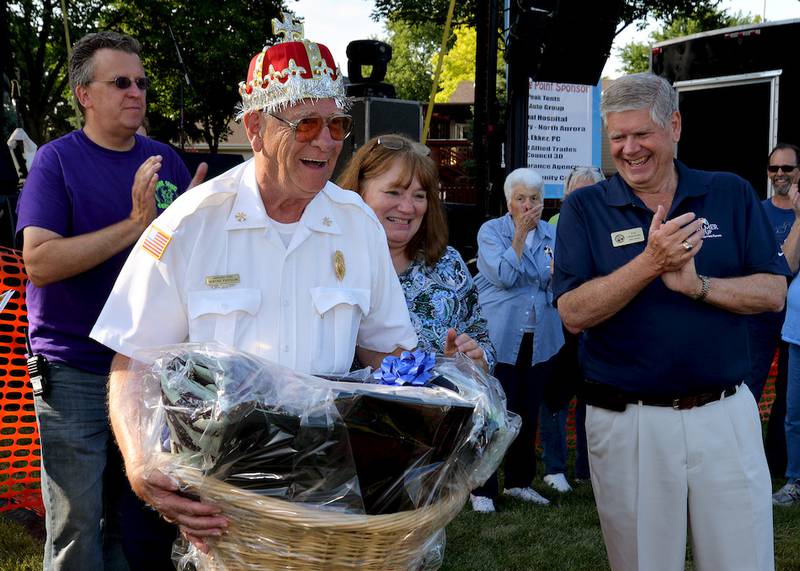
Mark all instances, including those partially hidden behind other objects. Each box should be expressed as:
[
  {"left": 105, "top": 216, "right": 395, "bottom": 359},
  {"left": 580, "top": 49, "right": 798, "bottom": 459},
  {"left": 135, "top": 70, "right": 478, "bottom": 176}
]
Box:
[
  {"left": 235, "top": 212, "right": 247, "bottom": 222},
  {"left": 333, "top": 250, "right": 346, "bottom": 281},
  {"left": 322, "top": 217, "right": 332, "bottom": 227}
]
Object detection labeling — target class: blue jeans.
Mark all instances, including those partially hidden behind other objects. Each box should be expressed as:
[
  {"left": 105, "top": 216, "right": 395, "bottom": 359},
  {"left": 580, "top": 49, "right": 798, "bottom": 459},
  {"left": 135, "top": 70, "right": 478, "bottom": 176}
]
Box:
[
  {"left": 539, "top": 402, "right": 567, "bottom": 475},
  {"left": 786, "top": 344, "right": 800, "bottom": 480},
  {"left": 34, "top": 363, "right": 129, "bottom": 571}
]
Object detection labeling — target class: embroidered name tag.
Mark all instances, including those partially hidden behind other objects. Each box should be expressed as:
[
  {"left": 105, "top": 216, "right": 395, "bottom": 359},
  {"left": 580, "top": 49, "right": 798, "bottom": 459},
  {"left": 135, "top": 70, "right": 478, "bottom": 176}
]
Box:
[
  {"left": 205, "top": 274, "right": 241, "bottom": 288},
  {"left": 610, "top": 227, "right": 645, "bottom": 247}
]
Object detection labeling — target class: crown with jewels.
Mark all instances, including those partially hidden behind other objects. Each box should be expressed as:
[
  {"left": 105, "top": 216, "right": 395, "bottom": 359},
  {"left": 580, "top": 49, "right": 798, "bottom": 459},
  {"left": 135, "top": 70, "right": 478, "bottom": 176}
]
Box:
[{"left": 237, "top": 11, "right": 350, "bottom": 119}]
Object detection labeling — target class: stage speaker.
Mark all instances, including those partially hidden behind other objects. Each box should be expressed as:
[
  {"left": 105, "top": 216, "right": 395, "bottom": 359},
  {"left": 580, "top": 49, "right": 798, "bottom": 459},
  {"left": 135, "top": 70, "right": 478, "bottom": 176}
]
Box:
[
  {"left": 346, "top": 40, "right": 396, "bottom": 99},
  {"left": 333, "top": 97, "right": 422, "bottom": 181},
  {"left": 509, "top": 0, "right": 623, "bottom": 85}
]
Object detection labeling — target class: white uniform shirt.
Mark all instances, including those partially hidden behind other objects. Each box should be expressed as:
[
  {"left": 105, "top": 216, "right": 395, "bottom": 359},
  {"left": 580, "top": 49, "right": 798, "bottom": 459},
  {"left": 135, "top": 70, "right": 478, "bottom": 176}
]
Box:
[{"left": 90, "top": 159, "right": 418, "bottom": 374}]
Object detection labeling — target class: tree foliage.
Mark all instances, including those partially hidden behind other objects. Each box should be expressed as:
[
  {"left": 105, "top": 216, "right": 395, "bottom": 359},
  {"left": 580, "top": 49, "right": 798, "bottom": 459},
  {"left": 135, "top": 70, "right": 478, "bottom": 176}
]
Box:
[
  {"left": 618, "top": 8, "right": 761, "bottom": 74},
  {"left": 431, "top": 26, "right": 505, "bottom": 104},
  {"left": 7, "top": 0, "right": 107, "bottom": 143},
  {"left": 433, "top": 26, "right": 475, "bottom": 103},
  {"left": 384, "top": 18, "right": 438, "bottom": 102},
  {"left": 616, "top": 0, "right": 726, "bottom": 34},
  {"left": 6, "top": 0, "right": 285, "bottom": 149},
  {"left": 372, "top": 0, "right": 723, "bottom": 37},
  {"left": 373, "top": 0, "right": 476, "bottom": 27},
  {"left": 102, "top": 0, "right": 285, "bottom": 152}
]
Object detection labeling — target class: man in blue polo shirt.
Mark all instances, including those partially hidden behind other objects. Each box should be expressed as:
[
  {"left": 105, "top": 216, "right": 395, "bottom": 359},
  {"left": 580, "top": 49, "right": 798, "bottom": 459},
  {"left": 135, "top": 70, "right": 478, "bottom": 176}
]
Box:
[
  {"left": 746, "top": 144, "right": 800, "bottom": 405},
  {"left": 554, "top": 73, "right": 789, "bottom": 571}
]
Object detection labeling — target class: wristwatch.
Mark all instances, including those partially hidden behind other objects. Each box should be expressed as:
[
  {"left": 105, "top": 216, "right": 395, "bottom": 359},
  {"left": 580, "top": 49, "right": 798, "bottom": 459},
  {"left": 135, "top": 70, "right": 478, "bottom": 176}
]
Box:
[{"left": 694, "top": 275, "right": 711, "bottom": 302}]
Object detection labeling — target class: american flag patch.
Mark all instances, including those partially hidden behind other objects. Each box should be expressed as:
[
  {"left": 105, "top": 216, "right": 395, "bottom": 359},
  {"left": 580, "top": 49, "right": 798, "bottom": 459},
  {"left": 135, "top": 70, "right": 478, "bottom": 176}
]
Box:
[{"left": 142, "top": 226, "right": 172, "bottom": 260}]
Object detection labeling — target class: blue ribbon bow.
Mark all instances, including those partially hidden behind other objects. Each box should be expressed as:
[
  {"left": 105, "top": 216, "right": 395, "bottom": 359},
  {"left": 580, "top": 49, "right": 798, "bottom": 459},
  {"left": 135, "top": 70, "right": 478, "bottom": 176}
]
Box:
[{"left": 374, "top": 349, "right": 436, "bottom": 386}]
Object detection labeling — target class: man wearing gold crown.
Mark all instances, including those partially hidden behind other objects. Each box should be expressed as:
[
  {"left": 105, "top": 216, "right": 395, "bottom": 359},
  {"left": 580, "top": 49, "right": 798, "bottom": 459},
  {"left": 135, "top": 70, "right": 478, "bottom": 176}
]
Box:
[{"left": 90, "top": 13, "right": 418, "bottom": 549}]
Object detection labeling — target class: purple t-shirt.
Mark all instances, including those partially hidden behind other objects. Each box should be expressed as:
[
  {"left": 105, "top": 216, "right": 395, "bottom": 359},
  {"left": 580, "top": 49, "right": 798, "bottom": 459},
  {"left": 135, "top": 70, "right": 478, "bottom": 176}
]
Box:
[{"left": 16, "top": 130, "right": 191, "bottom": 374}]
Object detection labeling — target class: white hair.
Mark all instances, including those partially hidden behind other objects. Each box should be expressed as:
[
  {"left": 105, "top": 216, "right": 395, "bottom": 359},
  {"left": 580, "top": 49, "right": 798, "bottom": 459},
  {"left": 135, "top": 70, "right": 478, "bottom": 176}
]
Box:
[
  {"left": 600, "top": 73, "right": 678, "bottom": 129},
  {"left": 564, "top": 166, "right": 604, "bottom": 196},
  {"left": 504, "top": 168, "right": 543, "bottom": 204}
]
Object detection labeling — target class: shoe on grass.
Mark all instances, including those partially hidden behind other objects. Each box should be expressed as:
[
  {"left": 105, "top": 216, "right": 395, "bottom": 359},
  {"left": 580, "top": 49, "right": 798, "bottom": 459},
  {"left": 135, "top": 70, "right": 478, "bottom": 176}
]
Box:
[
  {"left": 773, "top": 480, "right": 800, "bottom": 507},
  {"left": 469, "top": 494, "right": 496, "bottom": 513},
  {"left": 544, "top": 473, "right": 572, "bottom": 493},
  {"left": 502, "top": 487, "right": 550, "bottom": 505}
]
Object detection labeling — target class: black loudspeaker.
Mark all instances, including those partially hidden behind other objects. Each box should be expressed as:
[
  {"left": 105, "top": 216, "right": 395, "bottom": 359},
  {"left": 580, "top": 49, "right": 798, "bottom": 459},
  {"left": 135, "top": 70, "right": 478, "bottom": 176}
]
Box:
[
  {"left": 332, "top": 97, "right": 422, "bottom": 181},
  {"left": 510, "top": 0, "right": 623, "bottom": 85}
]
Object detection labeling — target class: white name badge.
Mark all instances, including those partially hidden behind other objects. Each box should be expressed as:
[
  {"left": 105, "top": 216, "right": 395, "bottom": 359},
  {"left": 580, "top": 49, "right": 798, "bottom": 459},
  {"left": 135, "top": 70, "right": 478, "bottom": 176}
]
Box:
[{"left": 610, "top": 227, "right": 645, "bottom": 247}]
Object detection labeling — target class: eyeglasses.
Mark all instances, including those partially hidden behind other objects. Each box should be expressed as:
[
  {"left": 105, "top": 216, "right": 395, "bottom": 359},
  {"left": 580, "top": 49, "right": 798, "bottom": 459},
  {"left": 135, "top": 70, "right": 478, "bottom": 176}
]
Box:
[
  {"left": 91, "top": 76, "right": 151, "bottom": 91},
  {"left": 376, "top": 135, "right": 431, "bottom": 157},
  {"left": 268, "top": 112, "right": 353, "bottom": 142},
  {"left": 768, "top": 164, "right": 798, "bottom": 173}
]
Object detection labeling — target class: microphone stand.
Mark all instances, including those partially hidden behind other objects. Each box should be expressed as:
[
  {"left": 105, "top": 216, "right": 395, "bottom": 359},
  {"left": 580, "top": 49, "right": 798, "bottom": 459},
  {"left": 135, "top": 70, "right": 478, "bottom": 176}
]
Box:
[{"left": 168, "top": 24, "right": 191, "bottom": 151}]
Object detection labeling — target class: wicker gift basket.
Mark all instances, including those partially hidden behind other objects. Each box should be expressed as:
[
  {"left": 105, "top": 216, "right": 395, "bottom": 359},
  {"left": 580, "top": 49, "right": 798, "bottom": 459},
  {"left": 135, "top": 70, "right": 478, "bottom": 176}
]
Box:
[{"left": 133, "top": 344, "right": 520, "bottom": 570}]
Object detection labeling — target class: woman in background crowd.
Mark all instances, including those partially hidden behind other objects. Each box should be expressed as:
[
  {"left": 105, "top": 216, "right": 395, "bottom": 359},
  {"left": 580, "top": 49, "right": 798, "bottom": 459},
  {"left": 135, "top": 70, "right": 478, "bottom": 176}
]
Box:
[
  {"left": 540, "top": 166, "right": 605, "bottom": 492},
  {"left": 469, "top": 167, "right": 564, "bottom": 512},
  {"left": 337, "top": 134, "right": 495, "bottom": 373}
]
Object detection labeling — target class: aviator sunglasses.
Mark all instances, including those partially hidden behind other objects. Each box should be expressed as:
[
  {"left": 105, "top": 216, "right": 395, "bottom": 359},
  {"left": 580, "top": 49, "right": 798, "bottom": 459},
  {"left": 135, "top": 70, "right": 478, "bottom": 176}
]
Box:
[
  {"left": 268, "top": 112, "right": 353, "bottom": 142},
  {"left": 768, "top": 164, "right": 798, "bottom": 173},
  {"left": 376, "top": 135, "right": 431, "bottom": 156},
  {"left": 91, "top": 76, "right": 151, "bottom": 91}
]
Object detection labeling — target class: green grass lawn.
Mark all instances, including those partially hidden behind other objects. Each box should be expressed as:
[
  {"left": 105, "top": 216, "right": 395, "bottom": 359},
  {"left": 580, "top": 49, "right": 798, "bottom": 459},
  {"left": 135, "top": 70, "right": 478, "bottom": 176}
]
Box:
[
  {"left": 441, "top": 480, "right": 800, "bottom": 570},
  {"left": 1, "top": 480, "right": 799, "bottom": 570},
  {"left": 0, "top": 517, "right": 43, "bottom": 571}
]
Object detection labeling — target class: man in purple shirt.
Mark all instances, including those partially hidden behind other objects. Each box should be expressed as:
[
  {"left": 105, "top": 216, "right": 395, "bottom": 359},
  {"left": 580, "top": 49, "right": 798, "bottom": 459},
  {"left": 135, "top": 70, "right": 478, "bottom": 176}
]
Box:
[{"left": 16, "top": 31, "right": 203, "bottom": 570}]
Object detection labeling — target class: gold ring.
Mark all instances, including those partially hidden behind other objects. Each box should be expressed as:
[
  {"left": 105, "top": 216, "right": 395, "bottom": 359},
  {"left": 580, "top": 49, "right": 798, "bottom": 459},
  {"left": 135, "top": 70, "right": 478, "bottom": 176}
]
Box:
[{"left": 682, "top": 240, "right": 693, "bottom": 251}]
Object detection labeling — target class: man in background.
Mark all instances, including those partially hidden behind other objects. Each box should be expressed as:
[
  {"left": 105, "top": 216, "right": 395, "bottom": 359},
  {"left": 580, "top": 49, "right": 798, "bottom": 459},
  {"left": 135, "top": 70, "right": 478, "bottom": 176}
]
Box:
[
  {"left": 755, "top": 144, "right": 800, "bottom": 481},
  {"left": 16, "top": 31, "right": 204, "bottom": 570}
]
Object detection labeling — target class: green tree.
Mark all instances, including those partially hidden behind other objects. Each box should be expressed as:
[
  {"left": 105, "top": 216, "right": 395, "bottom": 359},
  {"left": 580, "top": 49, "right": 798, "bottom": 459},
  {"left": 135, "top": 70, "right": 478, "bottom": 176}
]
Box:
[
  {"left": 433, "top": 26, "right": 474, "bottom": 103},
  {"left": 7, "top": 0, "right": 107, "bottom": 143},
  {"left": 373, "top": 0, "right": 476, "bottom": 27},
  {"left": 384, "top": 17, "right": 439, "bottom": 101},
  {"left": 619, "top": 9, "right": 761, "bottom": 73},
  {"left": 103, "top": 0, "right": 285, "bottom": 152},
  {"left": 372, "top": 0, "right": 722, "bottom": 36},
  {"left": 7, "top": 0, "right": 285, "bottom": 149},
  {"left": 431, "top": 26, "right": 505, "bottom": 104}
]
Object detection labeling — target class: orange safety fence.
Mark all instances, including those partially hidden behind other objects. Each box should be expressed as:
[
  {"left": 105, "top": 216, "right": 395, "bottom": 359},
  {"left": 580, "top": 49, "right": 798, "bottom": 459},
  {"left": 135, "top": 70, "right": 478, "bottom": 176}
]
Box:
[{"left": 0, "top": 246, "right": 43, "bottom": 514}]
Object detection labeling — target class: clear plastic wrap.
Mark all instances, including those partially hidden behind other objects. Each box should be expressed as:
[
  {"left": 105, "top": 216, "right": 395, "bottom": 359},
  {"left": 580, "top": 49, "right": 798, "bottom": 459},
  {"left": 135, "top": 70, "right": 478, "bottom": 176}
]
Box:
[{"left": 130, "top": 344, "right": 520, "bottom": 570}]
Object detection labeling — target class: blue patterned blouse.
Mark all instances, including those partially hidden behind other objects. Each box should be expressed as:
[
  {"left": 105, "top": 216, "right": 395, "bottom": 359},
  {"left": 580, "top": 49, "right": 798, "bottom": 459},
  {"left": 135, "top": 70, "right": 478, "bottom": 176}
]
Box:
[{"left": 398, "top": 246, "right": 497, "bottom": 372}]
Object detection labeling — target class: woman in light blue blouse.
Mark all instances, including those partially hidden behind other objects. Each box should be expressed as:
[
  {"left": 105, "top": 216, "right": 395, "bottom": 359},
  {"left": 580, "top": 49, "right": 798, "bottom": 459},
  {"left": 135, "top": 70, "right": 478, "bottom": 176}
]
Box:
[
  {"left": 337, "top": 134, "right": 496, "bottom": 373},
  {"left": 470, "top": 168, "right": 565, "bottom": 512}
]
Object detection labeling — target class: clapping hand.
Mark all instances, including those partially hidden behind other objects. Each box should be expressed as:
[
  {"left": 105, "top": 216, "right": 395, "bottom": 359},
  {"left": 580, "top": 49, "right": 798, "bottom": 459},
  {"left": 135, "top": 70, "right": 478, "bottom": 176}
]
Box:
[{"left": 643, "top": 205, "right": 704, "bottom": 274}]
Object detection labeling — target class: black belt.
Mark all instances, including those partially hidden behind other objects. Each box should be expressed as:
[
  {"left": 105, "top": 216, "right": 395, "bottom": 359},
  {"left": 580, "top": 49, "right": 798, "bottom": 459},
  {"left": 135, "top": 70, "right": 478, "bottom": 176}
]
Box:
[{"left": 581, "top": 381, "right": 741, "bottom": 412}]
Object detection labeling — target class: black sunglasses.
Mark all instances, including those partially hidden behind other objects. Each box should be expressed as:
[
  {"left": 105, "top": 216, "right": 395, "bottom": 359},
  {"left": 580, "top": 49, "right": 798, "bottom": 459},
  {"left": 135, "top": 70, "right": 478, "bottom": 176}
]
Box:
[
  {"left": 91, "top": 76, "right": 151, "bottom": 91},
  {"left": 768, "top": 164, "right": 798, "bottom": 173},
  {"left": 268, "top": 112, "right": 353, "bottom": 142}
]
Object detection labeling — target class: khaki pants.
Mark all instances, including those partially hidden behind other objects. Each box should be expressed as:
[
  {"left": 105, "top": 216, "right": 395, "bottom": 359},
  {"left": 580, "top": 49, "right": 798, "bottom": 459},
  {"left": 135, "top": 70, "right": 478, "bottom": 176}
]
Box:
[{"left": 586, "top": 385, "right": 774, "bottom": 571}]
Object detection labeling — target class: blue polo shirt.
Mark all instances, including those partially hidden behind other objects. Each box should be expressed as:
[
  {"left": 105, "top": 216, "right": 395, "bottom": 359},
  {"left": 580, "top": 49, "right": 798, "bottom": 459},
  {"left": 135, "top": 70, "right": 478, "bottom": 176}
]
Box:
[
  {"left": 761, "top": 198, "right": 795, "bottom": 246},
  {"left": 554, "top": 161, "right": 790, "bottom": 394}
]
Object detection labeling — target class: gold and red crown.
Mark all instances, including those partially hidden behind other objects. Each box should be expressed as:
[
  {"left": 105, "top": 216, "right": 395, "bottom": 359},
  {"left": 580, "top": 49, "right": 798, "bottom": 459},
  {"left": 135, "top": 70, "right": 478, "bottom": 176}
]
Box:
[{"left": 237, "top": 12, "right": 350, "bottom": 118}]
